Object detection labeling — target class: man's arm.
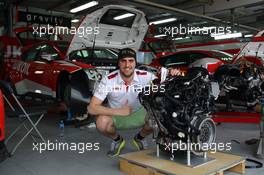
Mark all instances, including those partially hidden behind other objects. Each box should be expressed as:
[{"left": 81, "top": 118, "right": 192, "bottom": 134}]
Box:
[
  {"left": 87, "top": 96, "right": 132, "bottom": 116},
  {"left": 255, "top": 104, "right": 261, "bottom": 113}
]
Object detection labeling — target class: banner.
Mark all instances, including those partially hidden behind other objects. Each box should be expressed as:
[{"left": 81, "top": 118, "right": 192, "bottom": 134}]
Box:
[{"left": 17, "top": 11, "right": 71, "bottom": 28}]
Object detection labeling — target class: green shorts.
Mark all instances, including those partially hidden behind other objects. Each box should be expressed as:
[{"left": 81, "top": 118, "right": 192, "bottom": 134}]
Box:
[{"left": 113, "top": 107, "right": 147, "bottom": 130}]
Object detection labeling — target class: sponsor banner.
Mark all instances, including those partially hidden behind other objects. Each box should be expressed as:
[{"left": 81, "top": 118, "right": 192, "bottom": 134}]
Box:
[{"left": 17, "top": 11, "right": 71, "bottom": 28}]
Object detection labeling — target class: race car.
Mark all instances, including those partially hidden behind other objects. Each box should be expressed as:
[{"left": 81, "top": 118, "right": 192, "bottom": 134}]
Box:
[
  {"left": 2, "top": 40, "right": 98, "bottom": 103},
  {"left": 149, "top": 50, "right": 232, "bottom": 75},
  {"left": 232, "top": 29, "right": 264, "bottom": 65},
  {"left": 2, "top": 5, "right": 149, "bottom": 114},
  {"left": 213, "top": 29, "right": 264, "bottom": 112},
  {"left": 176, "top": 39, "right": 243, "bottom": 55}
]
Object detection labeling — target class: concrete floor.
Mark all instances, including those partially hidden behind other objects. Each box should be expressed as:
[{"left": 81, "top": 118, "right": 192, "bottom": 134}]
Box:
[{"left": 0, "top": 113, "right": 263, "bottom": 175}]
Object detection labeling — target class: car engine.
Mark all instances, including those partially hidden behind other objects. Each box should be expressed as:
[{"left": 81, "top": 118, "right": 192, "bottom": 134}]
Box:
[
  {"left": 139, "top": 67, "right": 216, "bottom": 155},
  {"left": 214, "top": 61, "right": 264, "bottom": 111}
]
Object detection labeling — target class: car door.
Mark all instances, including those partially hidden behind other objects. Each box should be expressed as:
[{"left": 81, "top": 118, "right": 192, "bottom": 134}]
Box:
[
  {"left": 11, "top": 45, "right": 38, "bottom": 95},
  {"left": 23, "top": 43, "right": 57, "bottom": 96}
]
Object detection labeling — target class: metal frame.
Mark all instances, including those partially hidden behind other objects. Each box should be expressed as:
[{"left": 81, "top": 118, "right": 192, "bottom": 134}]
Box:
[
  {"left": 3, "top": 93, "right": 46, "bottom": 156},
  {"left": 256, "top": 106, "right": 264, "bottom": 159}
]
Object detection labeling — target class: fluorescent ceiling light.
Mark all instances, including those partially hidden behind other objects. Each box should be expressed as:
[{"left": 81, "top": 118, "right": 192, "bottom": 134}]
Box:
[
  {"left": 70, "top": 1, "right": 98, "bottom": 13},
  {"left": 71, "top": 19, "right": 79, "bottom": 23},
  {"left": 245, "top": 34, "right": 253, "bottom": 38},
  {"left": 154, "top": 34, "right": 167, "bottom": 38},
  {"left": 35, "top": 90, "right": 42, "bottom": 94},
  {"left": 212, "top": 32, "right": 242, "bottom": 40},
  {"left": 150, "top": 18, "right": 176, "bottom": 25},
  {"left": 172, "top": 37, "right": 183, "bottom": 40},
  {"left": 114, "top": 13, "right": 135, "bottom": 20},
  {"left": 172, "top": 37, "right": 190, "bottom": 40}
]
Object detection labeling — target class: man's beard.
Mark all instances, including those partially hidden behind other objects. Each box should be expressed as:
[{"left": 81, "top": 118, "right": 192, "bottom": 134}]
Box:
[{"left": 120, "top": 67, "right": 134, "bottom": 78}]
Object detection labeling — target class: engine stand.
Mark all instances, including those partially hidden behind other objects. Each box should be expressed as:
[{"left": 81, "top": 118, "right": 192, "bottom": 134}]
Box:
[
  {"left": 256, "top": 103, "right": 264, "bottom": 159},
  {"left": 187, "top": 135, "right": 191, "bottom": 166},
  {"left": 120, "top": 149, "right": 245, "bottom": 175},
  {"left": 154, "top": 137, "right": 214, "bottom": 167},
  {"left": 156, "top": 143, "right": 159, "bottom": 157}
]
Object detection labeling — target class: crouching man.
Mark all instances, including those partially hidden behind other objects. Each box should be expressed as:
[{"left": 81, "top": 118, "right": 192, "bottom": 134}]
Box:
[{"left": 88, "top": 48, "right": 179, "bottom": 157}]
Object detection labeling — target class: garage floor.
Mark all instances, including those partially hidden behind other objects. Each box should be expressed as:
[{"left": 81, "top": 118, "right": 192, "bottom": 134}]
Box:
[{"left": 0, "top": 112, "right": 263, "bottom": 175}]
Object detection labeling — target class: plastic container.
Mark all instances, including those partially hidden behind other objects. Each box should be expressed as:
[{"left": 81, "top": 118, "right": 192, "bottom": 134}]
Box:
[{"left": 59, "top": 120, "right": 65, "bottom": 138}]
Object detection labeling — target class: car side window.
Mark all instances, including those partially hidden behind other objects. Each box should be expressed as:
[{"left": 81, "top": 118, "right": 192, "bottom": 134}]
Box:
[
  {"left": 81, "top": 50, "right": 90, "bottom": 59},
  {"left": 69, "top": 50, "right": 92, "bottom": 60},
  {"left": 90, "top": 49, "right": 117, "bottom": 59},
  {"left": 94, "top": 50, "right": 106, "bottom": 58},
  {"left": 23, "top": 46, "right": 40, "bottom": 62},
  {"left": 69, "top": 50, "right": 83, "bottom": 60},
  {"left": 37, "top": 44, "right": 60, "bottom": 61},
  {"left": 93, "top": 50, "right": 111, "bottom": 59},
  {"left": 104, "top": 50, "right": 118, "bottom": 59}
]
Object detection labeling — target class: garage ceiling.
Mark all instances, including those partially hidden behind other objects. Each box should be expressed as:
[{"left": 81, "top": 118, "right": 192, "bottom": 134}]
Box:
[{"left": 5, "top": 0, "right": 264, "bottom": 40}]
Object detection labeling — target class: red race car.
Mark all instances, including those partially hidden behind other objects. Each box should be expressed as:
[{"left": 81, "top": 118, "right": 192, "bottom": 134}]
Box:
[
  {"left": 2, "top": 5, "right": 149, "bottom": 114},
  {"left": 2, "top": 40, "right": 98, "bottom": 101},
  {"left": 149, "top": 50, "right": 233, "bottom": 75},
  {"left": 232, "top": 29, "right": 264, "bottom": 65},
  {"left": 213, "top": 30, "right": 264, "bottom": 112}
]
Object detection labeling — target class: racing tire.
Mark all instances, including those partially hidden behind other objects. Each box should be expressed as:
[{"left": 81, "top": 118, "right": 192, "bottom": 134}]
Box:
[{"left": 63, "top": 84, "right": 71, "bottom": 107}]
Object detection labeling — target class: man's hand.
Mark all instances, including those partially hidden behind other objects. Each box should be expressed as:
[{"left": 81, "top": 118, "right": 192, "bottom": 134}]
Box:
[
  {"left": 255, "top": 103, "right": 261, "bottom": 113},
  {"left": 169, "top": 68, "right": 181, "bottom": 76},
  {"left": 117, "top": 104, "right": 133, "bottom": 116}
]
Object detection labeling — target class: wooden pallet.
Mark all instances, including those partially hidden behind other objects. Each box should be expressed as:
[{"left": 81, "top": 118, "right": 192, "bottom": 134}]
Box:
[{"left": 119, "top": 149, "right": 245, "bottom": 175}]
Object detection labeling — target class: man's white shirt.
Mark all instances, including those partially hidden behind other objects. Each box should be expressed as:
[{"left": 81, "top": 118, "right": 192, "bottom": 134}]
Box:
[{"left": 93, "top": 69, "right": 156, "bottom": 112}]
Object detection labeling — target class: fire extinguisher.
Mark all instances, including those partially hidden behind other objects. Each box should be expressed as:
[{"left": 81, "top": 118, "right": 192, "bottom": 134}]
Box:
[
  {"left": 0, "top": 89, "right": 9, "bottom": 162},
  {"left": 0, "top": 89, "right": 4, "bottom": 142}
]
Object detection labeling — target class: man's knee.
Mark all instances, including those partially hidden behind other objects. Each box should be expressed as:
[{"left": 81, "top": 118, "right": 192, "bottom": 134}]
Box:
[{"left": 96, "top": 115, "right": 114, "bottom": 132}]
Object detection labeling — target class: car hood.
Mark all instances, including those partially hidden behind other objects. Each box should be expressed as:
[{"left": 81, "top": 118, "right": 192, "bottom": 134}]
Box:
[
  {"left": 234, "top": 30, "right": 264, "bottom": 62},
  {"left": 67, "top": 5, "right": 148, "bottom": 55}
]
